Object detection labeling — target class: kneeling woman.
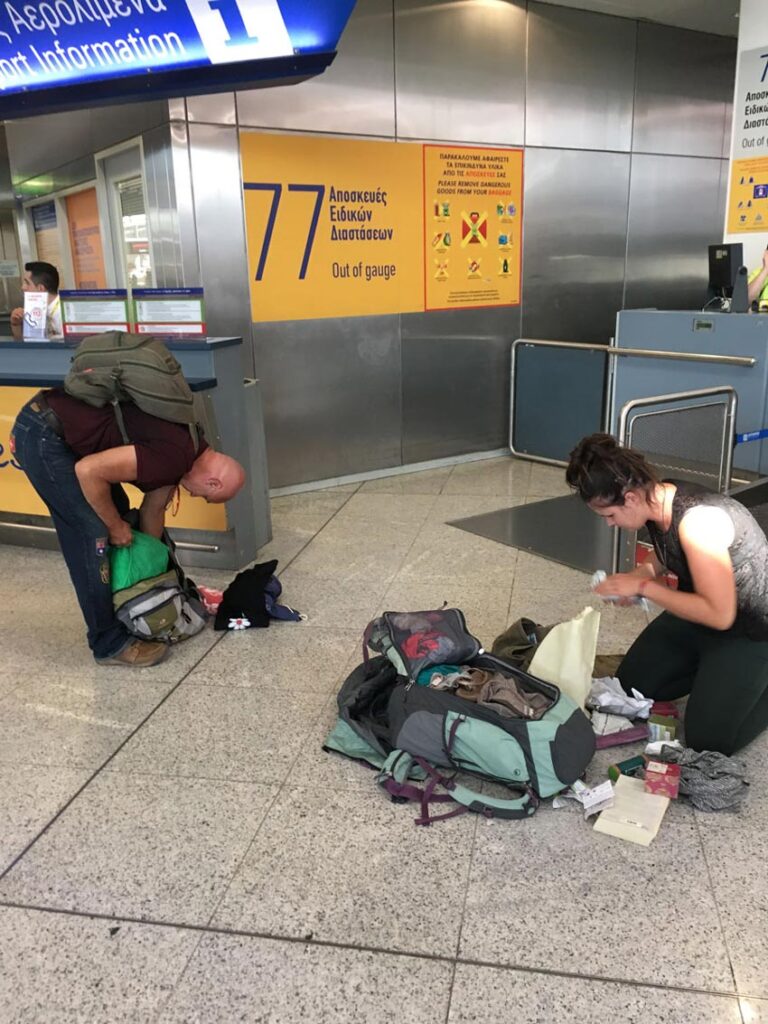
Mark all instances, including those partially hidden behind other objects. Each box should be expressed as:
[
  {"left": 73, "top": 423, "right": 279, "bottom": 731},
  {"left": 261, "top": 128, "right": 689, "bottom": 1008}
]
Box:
[{"left": 566, "top": 433, "right": 768, "bottom": 756}]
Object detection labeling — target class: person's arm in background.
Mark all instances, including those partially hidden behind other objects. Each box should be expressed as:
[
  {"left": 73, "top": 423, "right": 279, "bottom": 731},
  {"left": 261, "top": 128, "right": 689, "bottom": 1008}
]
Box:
[
  {"left": 748, "top": 248, "right": 768, "bottom": 305},
  {"left": 46, "top": 294, "right": 63, "bottom": 339},
  {"left": 10, "top": 307, "right": 23, "bottom": 339}
]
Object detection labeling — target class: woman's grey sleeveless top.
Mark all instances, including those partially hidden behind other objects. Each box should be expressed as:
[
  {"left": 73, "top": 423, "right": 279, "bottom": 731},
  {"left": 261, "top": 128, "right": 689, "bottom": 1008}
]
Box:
[{"left": 646, "top": 481, "right": 768, "bottom": 639}]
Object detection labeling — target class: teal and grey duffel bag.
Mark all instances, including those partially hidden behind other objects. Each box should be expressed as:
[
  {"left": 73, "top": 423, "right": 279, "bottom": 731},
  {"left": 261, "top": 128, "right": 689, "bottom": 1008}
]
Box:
[{"left": 324, "top": 652, "right": 595, "bottom": 825}]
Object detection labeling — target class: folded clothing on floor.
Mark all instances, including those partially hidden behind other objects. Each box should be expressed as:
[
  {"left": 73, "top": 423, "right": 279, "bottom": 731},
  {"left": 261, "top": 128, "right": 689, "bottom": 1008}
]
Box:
[{"left": 656, "top": 744, "right": 749, "bottom": 812}]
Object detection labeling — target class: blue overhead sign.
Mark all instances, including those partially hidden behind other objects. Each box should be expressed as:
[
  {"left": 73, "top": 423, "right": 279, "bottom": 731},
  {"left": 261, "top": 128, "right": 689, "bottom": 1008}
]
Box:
[{"left": 0, "top": 0, "right": 356, "bottom": 118}]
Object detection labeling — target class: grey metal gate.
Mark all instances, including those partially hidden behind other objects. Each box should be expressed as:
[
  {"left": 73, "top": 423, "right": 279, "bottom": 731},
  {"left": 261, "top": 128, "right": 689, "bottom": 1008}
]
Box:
[
  {"left": 510, "top": 337, "right": 752, "bottom": 466},
  {"left": 613, "top": 387, "right": 737, "bottom": 572}
]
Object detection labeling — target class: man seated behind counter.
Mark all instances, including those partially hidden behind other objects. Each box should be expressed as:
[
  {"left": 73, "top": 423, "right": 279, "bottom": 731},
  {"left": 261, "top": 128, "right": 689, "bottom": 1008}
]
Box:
[
  {"left": 748, "top": 247, "right": 768, "bottom": 310},
  {"left": 11, "top": 261, "right": 63, "bottom": 339},
  {"left": 10, "top": 388, "right": 245, "bottom": 667}
]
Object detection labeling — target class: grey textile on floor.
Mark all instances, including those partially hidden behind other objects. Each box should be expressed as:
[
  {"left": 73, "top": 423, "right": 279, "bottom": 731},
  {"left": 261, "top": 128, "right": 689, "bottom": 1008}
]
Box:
[{"left": 658, "top": 745, "right": 749, "bottom": 812}]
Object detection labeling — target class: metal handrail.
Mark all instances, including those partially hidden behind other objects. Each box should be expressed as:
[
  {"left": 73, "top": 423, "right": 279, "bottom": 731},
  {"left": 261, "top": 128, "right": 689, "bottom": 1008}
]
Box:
[
  {"left": 612, "top": 386, "right": 737, "bottom": 572},
  {"left": 514, "top": 338, "right": 756, "bottom": 368},
  {"left": 510, "top": 339, "right": 755, "bottom": 468},
  {"left": 0, "top": 520, "right": 220, "bottom": 552},
  {"left": 618, "top": 387, "right": 737, "bottom": 480}
]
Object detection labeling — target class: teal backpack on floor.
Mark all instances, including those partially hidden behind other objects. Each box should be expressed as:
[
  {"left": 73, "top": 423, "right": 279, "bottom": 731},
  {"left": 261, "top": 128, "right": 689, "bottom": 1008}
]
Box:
[{"left": 324, "top": 609, "right": 596, "bottom": 825}]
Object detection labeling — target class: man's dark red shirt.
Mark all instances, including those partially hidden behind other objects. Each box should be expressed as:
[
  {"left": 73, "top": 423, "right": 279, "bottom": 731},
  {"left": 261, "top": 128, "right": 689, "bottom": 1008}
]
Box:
[{"left": 46, "top": 388, "right": 207, "bottom": 492}]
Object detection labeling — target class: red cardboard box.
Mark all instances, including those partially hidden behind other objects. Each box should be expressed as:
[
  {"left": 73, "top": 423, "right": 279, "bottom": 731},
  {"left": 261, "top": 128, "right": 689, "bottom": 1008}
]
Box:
[
  {"left": 650, "top": 701, "right": 680, "bottom": 720},
  {"left": 644, "top": 759, "right": 681, "bottom": 799}
]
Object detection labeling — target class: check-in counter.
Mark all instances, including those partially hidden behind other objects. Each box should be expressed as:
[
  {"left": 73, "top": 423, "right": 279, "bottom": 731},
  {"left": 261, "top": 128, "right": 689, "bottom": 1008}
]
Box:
[
  {"left": 613, "top": 310, "right": 768, "bottom": 476},
  {"left": 0, "top": 336, "right": 271, "bottom": 570}
]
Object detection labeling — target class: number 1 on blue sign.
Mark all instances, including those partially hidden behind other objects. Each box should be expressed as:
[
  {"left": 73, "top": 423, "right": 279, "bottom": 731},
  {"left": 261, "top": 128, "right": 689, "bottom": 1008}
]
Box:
[{"left": 244, "top": 182, "right": 325, "bottom": 281}]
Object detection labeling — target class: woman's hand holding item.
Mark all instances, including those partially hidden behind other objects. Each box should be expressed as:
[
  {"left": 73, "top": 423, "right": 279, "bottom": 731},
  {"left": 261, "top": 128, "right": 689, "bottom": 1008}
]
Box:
[{"left": 594, "top": 573, "right": 645, "bottom": 599}]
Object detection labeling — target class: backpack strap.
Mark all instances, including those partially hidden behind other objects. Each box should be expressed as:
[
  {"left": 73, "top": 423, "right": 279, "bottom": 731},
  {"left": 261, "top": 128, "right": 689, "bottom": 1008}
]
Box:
[
  {"left": 376, "top": 749, "right": 538, "bottom": 825},
  {"left": 362, "top": 621, "right": 374, "bottom": 673},
  {"left": 111, "top": 398, "right": 130, "bottom": 445}
]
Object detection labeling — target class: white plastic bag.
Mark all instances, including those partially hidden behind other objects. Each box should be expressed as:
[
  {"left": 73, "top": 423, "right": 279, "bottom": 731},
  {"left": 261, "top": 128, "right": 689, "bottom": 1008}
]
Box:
[
  {"left": 528, "top": 606, "right": 600, "bottom": 709},
  {"left": 588, "top": 677, "right": 653, "bottom": 719}
]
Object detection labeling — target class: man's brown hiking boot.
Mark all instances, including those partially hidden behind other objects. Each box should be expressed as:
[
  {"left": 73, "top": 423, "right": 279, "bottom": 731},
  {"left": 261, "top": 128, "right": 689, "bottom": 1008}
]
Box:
[{"left": 96, "top": 638, "right": 170, "bottom": 668}]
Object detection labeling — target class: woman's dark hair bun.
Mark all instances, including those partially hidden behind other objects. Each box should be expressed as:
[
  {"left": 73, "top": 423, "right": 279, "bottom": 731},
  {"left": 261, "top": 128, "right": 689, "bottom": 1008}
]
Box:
[{"left": 565, "top": 432, "right": 657, "bottom": 506}]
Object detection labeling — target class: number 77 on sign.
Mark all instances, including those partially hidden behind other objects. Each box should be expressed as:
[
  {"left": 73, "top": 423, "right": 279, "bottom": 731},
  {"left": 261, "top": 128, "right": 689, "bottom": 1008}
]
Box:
[{"left": 243, "top": 182, "right": 326, "bottom": 281}]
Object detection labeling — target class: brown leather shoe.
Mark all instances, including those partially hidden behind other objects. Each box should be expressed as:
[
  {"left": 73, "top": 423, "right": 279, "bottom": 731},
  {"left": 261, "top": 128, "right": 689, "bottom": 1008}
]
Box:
[{"left": 96, "top": 638, "right": 170, "bottom": 667}]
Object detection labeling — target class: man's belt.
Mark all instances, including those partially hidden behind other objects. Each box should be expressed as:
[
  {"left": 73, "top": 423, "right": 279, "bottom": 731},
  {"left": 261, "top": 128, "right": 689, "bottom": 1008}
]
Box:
[{"left": 29, "top": 391, "right": 65, "bottom": 438}]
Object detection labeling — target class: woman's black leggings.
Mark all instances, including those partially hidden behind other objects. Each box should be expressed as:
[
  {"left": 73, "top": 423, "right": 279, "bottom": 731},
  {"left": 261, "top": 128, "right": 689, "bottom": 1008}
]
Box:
[{"left": 617, "top": 612, "right": 768, "bottom": 755}]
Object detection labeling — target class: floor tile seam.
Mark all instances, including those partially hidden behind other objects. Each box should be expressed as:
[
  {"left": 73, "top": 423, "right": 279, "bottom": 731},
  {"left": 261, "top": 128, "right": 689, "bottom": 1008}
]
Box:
[
  {"left": 451, "top": 813, "right": 480, "bottom": 961},
  {"left": 443, "top": 960, "right": 460, "bottom": 1024},
  {"left": 91, "top": 766, "right": 290, "bottom": 788},
  {"left": 196, "top": 697, "right": 336, "bottom": 933},
  {"left": 152, "top": 678, "right": 344, "bottom": 697},
  {"left": 0, "top": 897, "right": 746, "bottom": 1001},
  {"left": 377, "top": 493, "right": 457, "bottom": 585},
  {"left": 0, "top": 683, "right": 23, "bottom": 706},
  {"left": 299, "top": 484, "right": 364, "bottom": 536},
  {"left": 148, "top": 924, "right": 211, "bottom": 1024},
  {"left": 0, "top": 635, "right": 229, "bottom": 884},
  {"left": 694, "top": 812, "right": 742, "bottom": 997},
  {"left": 327, "top": 492, "right": 441, "bottom": 525},
  {"left": 439, "top": 464, "right": 459, "bottom": 494},
  {"left": 198, "top": 765, "right": 303, "bottom": 935},
  {"left": 274, "top": 485, "right": 363, "bottom": 577}
]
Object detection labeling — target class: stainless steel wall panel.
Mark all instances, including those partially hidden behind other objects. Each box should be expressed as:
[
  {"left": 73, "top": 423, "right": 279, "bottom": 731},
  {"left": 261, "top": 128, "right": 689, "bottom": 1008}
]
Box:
[
  {"left": 252, "top": 316, "right": 402, "bottom": 487},
  {"left": 188, "top": 124, "right": 254, "bottom": 376},
  {"left": 169, "top": 123, "right": 202, "bottom": 287},
  {"left": 187, "top": 93, "right": 237, "bottom": 126},
  {"left": 143, "top": 126, "right": 184, "bottom": 289},
  {"left": 0, "top": 127, "right": 13, "bottom": 204},
  {"left": 168, "top": 98, "right": 187, "bottom": 122},
  {"left": 0, "top": 209, "right": 20, "bottom": 312},
  {"left": 522, "top": 147, "right": 631, "bottom": 344},
  {"left": 7, "top": 102, "right": 170, "bottom": 188},
  {"left": 13, "top": 156, "right": 96, "bottom": 201},
  {"left": 633, "top": 25, "right": 736, "bottom": 158},
  {"left": 401, "top": 307, "right": 518, "bottom": 463},
  {"left": 624, "top": 154, "right": 725, "bottom": 312},
  {"left": 395, "top": 0, "right": 526, "bottom": 145},
  {"left": 723, "top": 83, "right": 734, "bottom": 160},
  {"left": 526, "top": 3, "right": 635, "bottom": 152},
  {"left": 237, "top": 0, "right": 395, "bottom": 137}
]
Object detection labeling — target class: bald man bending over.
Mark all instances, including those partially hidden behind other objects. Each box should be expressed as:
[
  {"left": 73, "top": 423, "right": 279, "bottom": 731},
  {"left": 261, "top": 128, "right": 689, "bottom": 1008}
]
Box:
[{"left": 10, "top": 387, "right": 245, "bottom": 667}]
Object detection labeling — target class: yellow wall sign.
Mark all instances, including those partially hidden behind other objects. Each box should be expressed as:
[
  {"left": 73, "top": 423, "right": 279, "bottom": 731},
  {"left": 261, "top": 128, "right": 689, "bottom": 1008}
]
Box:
[
  {"left": 0, "top": 386, "right": 227, "bottom": 531},
  {"left": 423, "top": 145, "right": 523, "bottom": 311},
  {"left": 241, "top": 133, "right": 423, "bottom": 321},
  {"left": 241, "top": 133, "right": 524, "bottom": 322},
  {"left": 727, "top": 157, "right": 768, "bottom": 234}
]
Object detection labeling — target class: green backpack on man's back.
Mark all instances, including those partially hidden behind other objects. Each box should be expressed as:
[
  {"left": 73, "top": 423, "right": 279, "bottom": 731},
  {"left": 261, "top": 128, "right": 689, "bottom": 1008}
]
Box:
[{"left": 64, "top": 331, "right": 199, "bottom": 449}]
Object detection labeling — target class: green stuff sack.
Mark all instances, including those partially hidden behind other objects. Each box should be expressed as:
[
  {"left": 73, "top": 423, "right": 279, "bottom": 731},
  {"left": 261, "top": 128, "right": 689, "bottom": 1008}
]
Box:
[
  {"left": 110, "top": 530, "right": 169, "bottom": 593},
  {"left": 110, "top": 531, "right": 207, "bottom": 643}
]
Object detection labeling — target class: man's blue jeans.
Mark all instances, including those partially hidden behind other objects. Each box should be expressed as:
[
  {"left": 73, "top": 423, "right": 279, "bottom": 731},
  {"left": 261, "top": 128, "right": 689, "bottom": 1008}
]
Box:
[{"left": 11, "top": 401, "right": 132, "bottom": 660}]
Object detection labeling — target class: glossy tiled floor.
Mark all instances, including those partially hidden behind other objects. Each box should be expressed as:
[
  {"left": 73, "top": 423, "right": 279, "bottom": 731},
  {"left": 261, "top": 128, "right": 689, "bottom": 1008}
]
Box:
[{"left": 0, "top": 456, "right": 766, "bottom": 1023}]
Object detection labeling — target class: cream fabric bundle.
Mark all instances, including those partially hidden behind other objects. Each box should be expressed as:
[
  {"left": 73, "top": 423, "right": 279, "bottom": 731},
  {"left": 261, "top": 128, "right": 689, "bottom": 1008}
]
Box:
[{"left": 528, "top": 605, "right": 601, "bottom": 709}]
